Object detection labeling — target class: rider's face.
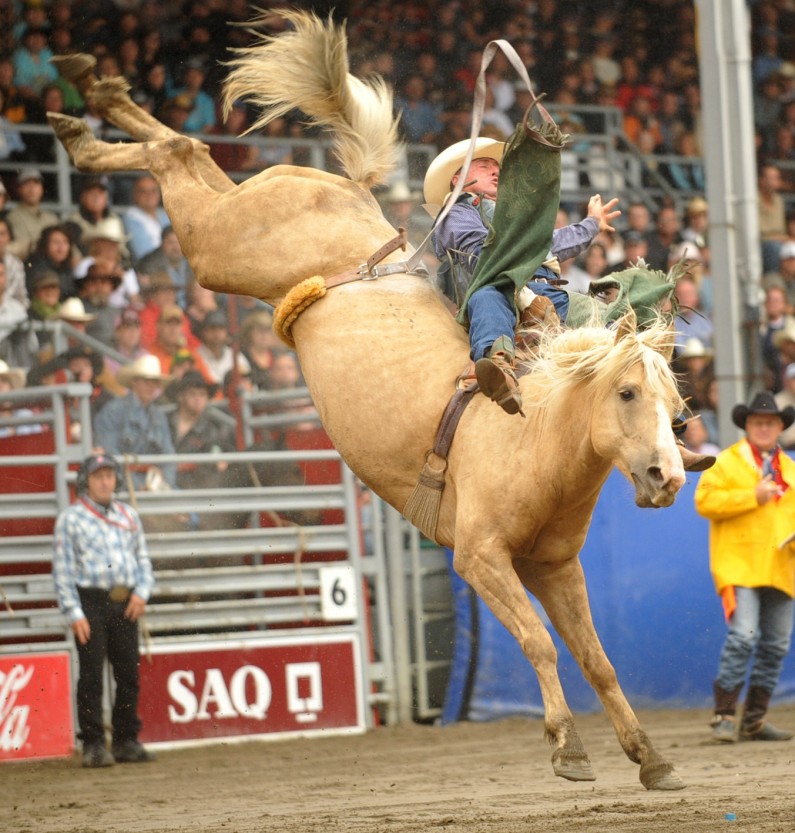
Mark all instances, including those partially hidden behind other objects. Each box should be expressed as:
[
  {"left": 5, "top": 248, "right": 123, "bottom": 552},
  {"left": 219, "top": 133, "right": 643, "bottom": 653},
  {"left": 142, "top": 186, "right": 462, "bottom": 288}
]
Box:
[{"left": 452, "top": 157, "right": 500, "bottom": 200}]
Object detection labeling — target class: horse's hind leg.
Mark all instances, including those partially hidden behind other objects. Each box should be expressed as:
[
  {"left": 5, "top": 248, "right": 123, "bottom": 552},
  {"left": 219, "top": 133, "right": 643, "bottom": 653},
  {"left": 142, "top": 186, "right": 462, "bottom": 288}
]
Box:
[
  {"left": 51, "top": 54, "right": 234, "bottom": 193},
  {"left": 48, "top": 113, "right": 209, "bottom": 206},
  {"left": 452, "top": 540, "right": 596, "bottom": 783},
  {"left": 49, "top": 113, "right": 157, "bottom": 172},
  {"left": 517, "top": 556, "right": 685, "bottom": 791}
]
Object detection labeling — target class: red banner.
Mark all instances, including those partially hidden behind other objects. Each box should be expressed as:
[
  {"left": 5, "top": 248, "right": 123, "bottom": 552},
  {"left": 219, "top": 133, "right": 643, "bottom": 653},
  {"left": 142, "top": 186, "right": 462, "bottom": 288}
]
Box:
[
  {"left": 138, "top": 634, "right": 365, "bottom": 745},
  {"left": 0, "top": 652, "right": 74, "bottom": 761}
]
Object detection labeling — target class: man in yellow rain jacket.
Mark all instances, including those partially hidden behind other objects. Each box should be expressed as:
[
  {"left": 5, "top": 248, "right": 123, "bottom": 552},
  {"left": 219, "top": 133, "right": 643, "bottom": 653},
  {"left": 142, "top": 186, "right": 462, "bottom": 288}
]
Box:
[{"left": 695, "top": 391, "right": 795, "bottom": 742}]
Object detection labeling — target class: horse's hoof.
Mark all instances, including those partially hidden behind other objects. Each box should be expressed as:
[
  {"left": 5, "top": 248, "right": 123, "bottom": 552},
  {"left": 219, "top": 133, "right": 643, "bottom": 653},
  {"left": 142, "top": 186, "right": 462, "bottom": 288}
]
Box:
[
  {"left": 92, "top": 75, "right": 133, "bottom": 100},
  {"left": 551, "top": 748, "right": 596, "bottom": 782},
  {"left": 639, "top": 761, "right": 685, "bottom": 791},
  {"left": 51, "top": 53, "right": 97, "bottom": 83},
  {"left": 47, "top": 112, "right": 89, "bottom": 143}
]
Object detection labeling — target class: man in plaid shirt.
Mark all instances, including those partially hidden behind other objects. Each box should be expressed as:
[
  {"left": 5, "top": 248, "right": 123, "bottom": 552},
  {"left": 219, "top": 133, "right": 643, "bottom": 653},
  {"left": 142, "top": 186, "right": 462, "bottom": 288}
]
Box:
[{"left": 52, "top": 453, "right": 155, "bottom": 768}]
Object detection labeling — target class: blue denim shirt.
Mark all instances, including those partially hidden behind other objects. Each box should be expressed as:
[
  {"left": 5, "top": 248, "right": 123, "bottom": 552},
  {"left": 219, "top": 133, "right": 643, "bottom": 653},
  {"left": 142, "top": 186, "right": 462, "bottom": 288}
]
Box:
[{"left": 94, "top": 392, "right": 176, "bottom": 488}]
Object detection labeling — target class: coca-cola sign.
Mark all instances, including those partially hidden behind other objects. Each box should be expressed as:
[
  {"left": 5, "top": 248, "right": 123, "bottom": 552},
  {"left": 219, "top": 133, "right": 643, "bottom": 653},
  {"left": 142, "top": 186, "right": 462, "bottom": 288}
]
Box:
[
  {"left": 0, "top": 652, "right": 74, "bottom": 761},
  {"left": 138, "top": 634, "right": 365, "bottom": 746}
]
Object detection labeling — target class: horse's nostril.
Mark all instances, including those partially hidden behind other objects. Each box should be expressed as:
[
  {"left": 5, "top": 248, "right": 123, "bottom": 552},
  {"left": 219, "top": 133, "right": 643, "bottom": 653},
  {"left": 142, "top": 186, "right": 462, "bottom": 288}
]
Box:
[{"left": 647, "top": 466, "right": 664, "bottom": 484}]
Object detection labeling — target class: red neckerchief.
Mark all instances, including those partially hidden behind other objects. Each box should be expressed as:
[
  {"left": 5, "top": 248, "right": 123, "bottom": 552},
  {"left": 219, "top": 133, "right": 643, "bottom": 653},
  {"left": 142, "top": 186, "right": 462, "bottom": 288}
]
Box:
[
  {"left": 749, "top": 443, "right": 788, "bottom": 499},
  {"left": 79, "top": 497, "right": 138, "bottom": 532}
]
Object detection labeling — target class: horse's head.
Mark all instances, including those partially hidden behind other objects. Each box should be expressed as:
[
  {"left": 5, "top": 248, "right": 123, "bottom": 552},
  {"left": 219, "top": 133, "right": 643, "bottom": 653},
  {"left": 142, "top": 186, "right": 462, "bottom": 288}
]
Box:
[{"left": 589, "top": 314, "right": 686, "bottom": 508}]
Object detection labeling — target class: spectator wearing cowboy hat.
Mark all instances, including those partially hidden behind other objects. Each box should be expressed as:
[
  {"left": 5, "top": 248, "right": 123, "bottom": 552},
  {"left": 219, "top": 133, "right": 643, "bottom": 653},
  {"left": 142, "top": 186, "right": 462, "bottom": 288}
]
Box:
[
  {"left": 104, "top": 307, "right": 150, "bottom": 379},
  {"left": 75, "top": 257, "right": 124, "bottom": 347},
  {"left": 64, "top": 176, "right": 128, "bottom": 257},
  {"left": 135, "top": 226, "right": 194, "bottom": 307},
  {"left": 27, "top": 269, "right": 62, "bottom": 356},
  {"left": 74, "top": 225, "right": 139, "bottom": 310},
  {"left": 137, "top": 271, "right": 198, "bottom": 351},
  {"left": 195, "top": 308, "right": 250, "bottom": 386},
  {"left": 167, "top": 370, "right": 235, "bottom": 495},
  {"left": 147, "top": 303, "right": 213, "bottom": 383},
  {"left": 53, "top": 344, "right": 116, "bottom": 441},
  {"left": 94, "top": 354, "right": 176, "bottom": 490},
  {"left": 673, "top": 336, "right": 715, "bottom": 412},
  {"left": 695, "top": 391, "right": 795, "bottom": 743}
]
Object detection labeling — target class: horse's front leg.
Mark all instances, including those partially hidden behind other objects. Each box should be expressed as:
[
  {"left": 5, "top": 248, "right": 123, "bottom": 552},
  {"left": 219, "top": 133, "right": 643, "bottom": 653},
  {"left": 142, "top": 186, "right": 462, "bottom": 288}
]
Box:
[
  {"left": 517, "top": 555, "right": 685, "bottom": 791},
  {"left": 452, "top": 539, "right": 596, "bottom": 782}
]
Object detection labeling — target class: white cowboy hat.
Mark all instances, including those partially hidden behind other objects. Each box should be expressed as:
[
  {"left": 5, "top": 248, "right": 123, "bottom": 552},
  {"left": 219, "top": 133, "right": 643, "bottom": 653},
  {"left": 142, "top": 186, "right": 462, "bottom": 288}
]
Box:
[
  {"left": 422, "top": 137, "right": 506, "bottom": 208},
  {"left": 58, "top": 297, "right": 96, "bottom": 322},
  {"left": 117, "top": 354, "right": 172, "bottom": 387},
  {"left": 0, "top": 359, "right": 26, "bottom": 389},
  {"left": 677, "top": 337, "right": 713, "bottom": 360},
  {"left": 384, "top": 180, "right": 415, "bottom": 202},
  {"left": 773, "top": 316, "right": 795, "bottom": 350},
  {"left": 82, "top": 218, "right": 130, "bottom": 245}
]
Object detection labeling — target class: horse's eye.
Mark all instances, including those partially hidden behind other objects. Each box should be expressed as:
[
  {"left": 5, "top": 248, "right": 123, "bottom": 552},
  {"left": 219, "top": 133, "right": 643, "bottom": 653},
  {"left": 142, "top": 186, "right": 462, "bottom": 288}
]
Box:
[{"left": 619, "top": 389, "right": 635, "bottom": 402}]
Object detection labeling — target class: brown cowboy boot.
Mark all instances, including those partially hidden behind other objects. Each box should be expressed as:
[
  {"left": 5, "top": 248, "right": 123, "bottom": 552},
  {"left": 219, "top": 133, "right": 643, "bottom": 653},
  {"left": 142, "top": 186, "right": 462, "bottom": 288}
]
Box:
[
  {"left": 739, "top": 685, "right": 794, "bottom": 741},
  {"left": 710, "top": 681, "right": 743, "bottom": 743},
  {"left": 475, "top": 336, "right": 523, "bottom": 416},
  {"left": 676, "top": 438, "right": 716, "bottom": 472},
  {"left": 520, "top": 294, "right": 560, "bottom": 329}
]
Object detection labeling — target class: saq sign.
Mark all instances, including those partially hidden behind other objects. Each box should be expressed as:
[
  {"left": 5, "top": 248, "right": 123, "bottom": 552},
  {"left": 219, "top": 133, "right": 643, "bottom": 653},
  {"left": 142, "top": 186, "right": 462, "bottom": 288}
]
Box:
[{"left": 138, "top": 634, "right": 364, "bottom": 746}]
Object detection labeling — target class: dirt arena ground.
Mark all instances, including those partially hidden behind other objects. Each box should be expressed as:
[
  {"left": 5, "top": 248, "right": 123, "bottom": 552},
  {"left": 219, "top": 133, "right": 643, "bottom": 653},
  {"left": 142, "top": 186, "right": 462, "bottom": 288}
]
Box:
[{"left": 5, "top": 704, "right": 795, "bottom": 833}]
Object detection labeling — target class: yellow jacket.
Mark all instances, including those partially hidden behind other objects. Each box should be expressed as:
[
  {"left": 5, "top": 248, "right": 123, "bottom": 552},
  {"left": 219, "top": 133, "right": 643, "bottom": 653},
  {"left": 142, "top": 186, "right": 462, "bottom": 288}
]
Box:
[{"left": 694, "top": 439, "right": 795, "bottom": 598}]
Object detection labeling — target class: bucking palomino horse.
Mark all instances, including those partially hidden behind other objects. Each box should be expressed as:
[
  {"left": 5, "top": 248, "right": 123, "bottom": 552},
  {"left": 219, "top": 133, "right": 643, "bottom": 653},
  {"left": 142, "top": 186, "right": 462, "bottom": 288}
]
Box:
[{"left": 49, "top": 11, "right": 688, "bottom": 790}]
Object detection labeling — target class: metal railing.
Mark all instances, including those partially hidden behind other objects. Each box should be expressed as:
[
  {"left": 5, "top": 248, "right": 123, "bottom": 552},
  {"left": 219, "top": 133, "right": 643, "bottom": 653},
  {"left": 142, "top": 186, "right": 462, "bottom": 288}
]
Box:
[
  {"left": 0, "top": 382, "right": 452, "bottom": 724},
  {"left": 5, "top": 109, "right": 771, "bottom": 225}
]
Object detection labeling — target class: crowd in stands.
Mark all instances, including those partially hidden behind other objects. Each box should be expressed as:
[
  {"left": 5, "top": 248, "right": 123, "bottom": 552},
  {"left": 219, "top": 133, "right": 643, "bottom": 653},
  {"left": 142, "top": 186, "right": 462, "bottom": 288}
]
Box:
[{"left": 1, "top": 0, "right": 795, "bottom": 472}]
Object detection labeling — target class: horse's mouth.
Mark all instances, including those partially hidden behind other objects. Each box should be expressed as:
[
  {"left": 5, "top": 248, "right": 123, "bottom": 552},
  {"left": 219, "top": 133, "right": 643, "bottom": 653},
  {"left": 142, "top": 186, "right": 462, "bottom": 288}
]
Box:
[{"left": 631, "top": 472, "right": 680, "bottom": 509}]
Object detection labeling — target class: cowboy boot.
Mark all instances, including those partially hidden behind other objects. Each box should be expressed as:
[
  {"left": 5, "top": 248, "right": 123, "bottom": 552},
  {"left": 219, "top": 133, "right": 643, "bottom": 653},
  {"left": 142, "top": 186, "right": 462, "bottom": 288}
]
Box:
[
  {"left": 475, "top": 336, "right": 523, "bottom": 416},
  {"left": 676, "top": 438, "right": 716, "bottom": 472},
  {"left": 740, "top": 685, "right": 794, "bottom": 741},
  {"left": 520, "top": 294, "right": 560, "bottom": 329},
  {"left": 710, "top": 681, "right": 743, "bottom": 743}
]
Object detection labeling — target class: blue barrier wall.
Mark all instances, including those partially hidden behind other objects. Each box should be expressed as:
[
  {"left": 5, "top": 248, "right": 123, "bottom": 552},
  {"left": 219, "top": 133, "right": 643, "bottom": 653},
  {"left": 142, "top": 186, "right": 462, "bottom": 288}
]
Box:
[{"left": 442, "top": 470, "right": 795, "bottom": 722}]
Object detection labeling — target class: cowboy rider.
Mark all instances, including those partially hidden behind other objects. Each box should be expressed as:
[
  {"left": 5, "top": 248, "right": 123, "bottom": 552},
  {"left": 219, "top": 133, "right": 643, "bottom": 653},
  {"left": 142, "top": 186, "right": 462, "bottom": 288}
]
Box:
[
  {"left": 426, "top": 136, "right": 619, "bottom": 414},
  {"left": 425, "top": 136, "right": 714, "bottom": 473}
]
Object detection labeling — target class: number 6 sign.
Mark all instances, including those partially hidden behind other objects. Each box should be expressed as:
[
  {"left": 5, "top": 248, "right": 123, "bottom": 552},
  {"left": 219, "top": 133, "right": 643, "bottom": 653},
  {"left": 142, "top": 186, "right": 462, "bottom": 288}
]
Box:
[{"left": 320, "top": 565, "right": 358, "bottom": 621}]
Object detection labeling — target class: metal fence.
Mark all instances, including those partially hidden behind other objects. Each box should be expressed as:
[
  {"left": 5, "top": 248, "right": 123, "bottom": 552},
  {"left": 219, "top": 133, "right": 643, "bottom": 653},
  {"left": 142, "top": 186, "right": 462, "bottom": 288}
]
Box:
[
  {"left": 0, "top": 382, "right": 454, "bottom": 726},
  {"left": 4, "top": 105, "right": 775, "bottom": 225}
]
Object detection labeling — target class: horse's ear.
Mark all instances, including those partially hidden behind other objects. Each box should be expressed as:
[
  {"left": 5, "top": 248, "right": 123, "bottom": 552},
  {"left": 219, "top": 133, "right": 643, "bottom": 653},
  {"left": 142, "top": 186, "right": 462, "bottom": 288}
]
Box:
[{"left": 613, "top": 309, "right": 638, "bottom": 343}]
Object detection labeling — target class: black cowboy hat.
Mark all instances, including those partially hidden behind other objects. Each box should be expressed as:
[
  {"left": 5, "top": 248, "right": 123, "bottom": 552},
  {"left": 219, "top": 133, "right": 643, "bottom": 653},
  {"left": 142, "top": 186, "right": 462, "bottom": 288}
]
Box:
[
  {"left": 169, "top": 369, "right": 218, "bottom": 398},
  {"left": 731, "top": 391, "right": 795, "bottom": 430},
  {"left": 62, "top": 345, "right": 104, "bottom": 379}
]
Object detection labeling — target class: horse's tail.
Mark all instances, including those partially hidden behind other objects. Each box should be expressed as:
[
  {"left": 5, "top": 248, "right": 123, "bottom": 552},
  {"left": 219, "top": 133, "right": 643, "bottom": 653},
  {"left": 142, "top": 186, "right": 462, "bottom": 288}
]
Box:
[{"left": 222, "top": 10, "right": 401, "bottom": 190}]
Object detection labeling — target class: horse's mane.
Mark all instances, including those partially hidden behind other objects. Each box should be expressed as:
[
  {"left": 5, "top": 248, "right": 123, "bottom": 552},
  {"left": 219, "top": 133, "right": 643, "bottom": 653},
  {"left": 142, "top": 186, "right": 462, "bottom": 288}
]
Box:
[
  {"left": 222, "top": 10, "right": 400, "bottom": 189},
  {"left": 523, "top": 315, "right": 684, "bottom": 416}
]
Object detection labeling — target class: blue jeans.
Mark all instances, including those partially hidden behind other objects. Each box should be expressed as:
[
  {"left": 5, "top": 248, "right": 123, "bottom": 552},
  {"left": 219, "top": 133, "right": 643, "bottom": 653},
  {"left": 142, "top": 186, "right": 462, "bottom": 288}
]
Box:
[
  {"left": 467, "top": 286, "right": 516, "bottom": 360},
  {"left": 716, "top": 586, "right": 794, "bottom": 693},
  {"left": 466, "top": 281, "right": 570, "bottom": 360}
]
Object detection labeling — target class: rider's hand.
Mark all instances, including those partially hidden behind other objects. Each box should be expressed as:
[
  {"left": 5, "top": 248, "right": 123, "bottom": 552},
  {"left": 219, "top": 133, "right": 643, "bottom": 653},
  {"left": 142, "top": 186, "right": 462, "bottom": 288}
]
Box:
[{"left": 587, "top": 194, "right": 621, "bottom": 234}]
